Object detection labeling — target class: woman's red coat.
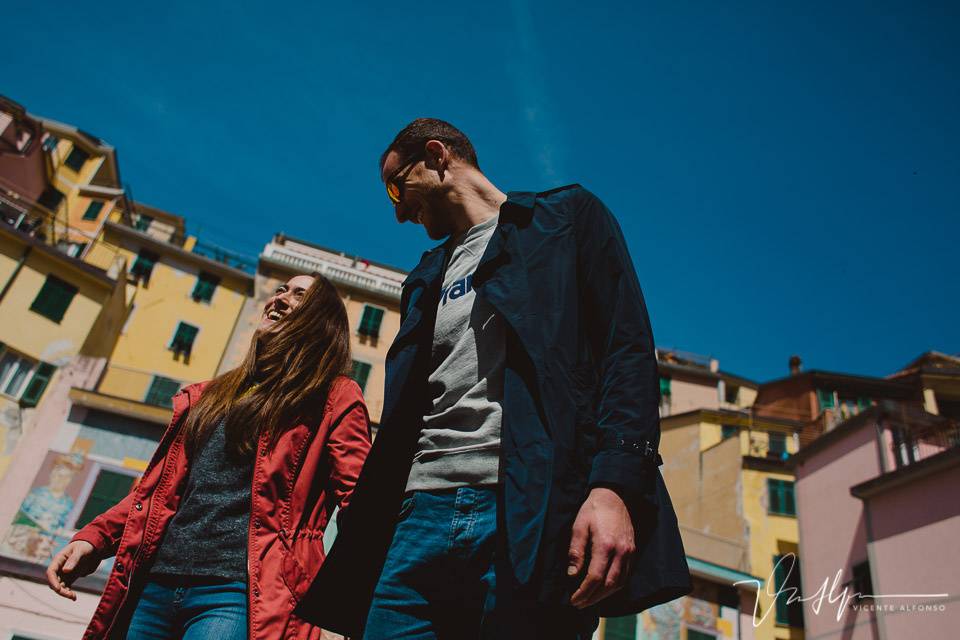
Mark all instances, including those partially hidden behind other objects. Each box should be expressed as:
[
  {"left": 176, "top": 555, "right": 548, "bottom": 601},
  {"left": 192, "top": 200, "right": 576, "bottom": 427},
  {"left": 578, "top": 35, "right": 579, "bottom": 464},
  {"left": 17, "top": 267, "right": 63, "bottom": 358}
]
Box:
[{"left": 71, "top": 377, "right": 371, "bottom": 639}]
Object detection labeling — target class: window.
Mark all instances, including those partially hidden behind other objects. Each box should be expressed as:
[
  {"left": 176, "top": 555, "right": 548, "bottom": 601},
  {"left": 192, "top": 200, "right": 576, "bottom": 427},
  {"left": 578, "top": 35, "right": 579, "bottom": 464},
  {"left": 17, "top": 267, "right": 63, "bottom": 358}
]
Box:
[
  {"left": 130, "top": 249, "right": 159, "bottom": 286},
  {"left": 191, "top": 272, "right": 220, "bottom": 303},
  {"left": 768, "top": 431, "right": 787, "bottom": 459},
  {"left": 169, "top": 322, "right": 199, "bottom": 360},
  {"left": 19, "top": 363, "right": 56, "bottom": 408},
  {"left": 724, "top": 383, "right": 740, "bottom": 405},
  {"left": 721, "top": 424, "right": 738, "bottom": 440},
  {"left": 851, "top": 560, "right": 873, "bottom": 600},
  {"left": 64, "top": 146, "right": 90, "bottom": 172},
  {"left": 74, "top": 469, "right": 136, "bottom": 529},
  {"left": 603, "top": 615, "right": 637, "bottom": 640},
  {"left": 42, "top": 134, "right": 60, "bottom": 152},
  {"left": 358, "top": 305, "right": 385, "bottom": 338},
  {"left": 82, "top": 200, "right": 104, "bottom": 221},
  {"left": 773, "top": 554, "right": 805, "bottom": 627},
  {"left": 134, "top": 213, "right": 154, "bottom": 232},
  {"left": 37, "top": 185, "right": 65, "bottom": 212},
  {"left": 659, "top": 377, "right": 672, "bottom": 416},
  {"left": 30, "top": 274, "right": 78, "bottom": 323},
  {"left": 659, "top": 377, "right": 672, "bottom": 397},
  {"left": 0, "top": 345, "right": 54, "bottom": 407},
  {"left": 145, "top": 375, "right": 180, "bottom": 408},
  {"left": 350, "top": 360, "right": 372, "bottom": 393},
  {"left": 768, "top": 479, "right": 796, "bottom": 516},
  {"left": 687, "top": 630, "right": 717, "bottom": 640},
  {"left": 816, "top": 388, "right": 836, "bottom": 411}
]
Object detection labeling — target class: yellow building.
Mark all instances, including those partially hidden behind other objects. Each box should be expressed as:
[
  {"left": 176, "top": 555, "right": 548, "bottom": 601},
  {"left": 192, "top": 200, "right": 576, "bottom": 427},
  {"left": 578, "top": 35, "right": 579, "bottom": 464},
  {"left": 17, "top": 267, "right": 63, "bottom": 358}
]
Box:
[
  {"left": 650, "top": 409, "right": 806, "bottom": 640},
  {"left": 219, "top": 233, "right": 405, "bottom": 427},
  {"left": 84, "top": 207, "right": 253, "bottom": 410},
  {"left": 0, "top": 223, "right": 126, "bottom": 480}
]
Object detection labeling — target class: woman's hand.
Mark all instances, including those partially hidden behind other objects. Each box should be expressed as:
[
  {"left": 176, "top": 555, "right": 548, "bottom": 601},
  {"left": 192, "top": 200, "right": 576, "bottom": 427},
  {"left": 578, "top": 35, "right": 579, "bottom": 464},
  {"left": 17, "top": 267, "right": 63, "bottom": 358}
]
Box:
[{"left": 46, "top": 540, "right": 98, "bottom": 600}]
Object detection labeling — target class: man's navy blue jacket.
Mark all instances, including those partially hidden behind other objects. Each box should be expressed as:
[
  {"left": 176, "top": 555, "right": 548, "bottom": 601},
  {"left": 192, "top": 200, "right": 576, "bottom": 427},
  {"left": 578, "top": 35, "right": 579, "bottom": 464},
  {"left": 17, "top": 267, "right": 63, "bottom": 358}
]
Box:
[{"left": 297, "top": 185, "right": 691, "bottom": 636}]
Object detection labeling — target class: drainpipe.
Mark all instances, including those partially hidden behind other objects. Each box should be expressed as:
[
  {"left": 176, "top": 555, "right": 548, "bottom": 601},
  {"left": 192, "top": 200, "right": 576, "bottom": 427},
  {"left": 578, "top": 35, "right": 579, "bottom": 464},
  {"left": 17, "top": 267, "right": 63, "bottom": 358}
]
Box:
[{"left": 0, "top": 244, "right": 32, "bottom": 304}]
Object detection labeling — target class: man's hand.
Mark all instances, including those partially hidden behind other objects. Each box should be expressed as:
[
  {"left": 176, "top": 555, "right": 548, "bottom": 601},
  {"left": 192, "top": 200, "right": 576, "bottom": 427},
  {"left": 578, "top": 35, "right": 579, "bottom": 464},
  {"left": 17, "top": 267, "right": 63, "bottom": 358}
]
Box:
[
  {"left": 568, "top": 487, "right": 636, "bottom": 609},
  {"left": 46, "top": 540, "right": 98, "bottom": 600}
]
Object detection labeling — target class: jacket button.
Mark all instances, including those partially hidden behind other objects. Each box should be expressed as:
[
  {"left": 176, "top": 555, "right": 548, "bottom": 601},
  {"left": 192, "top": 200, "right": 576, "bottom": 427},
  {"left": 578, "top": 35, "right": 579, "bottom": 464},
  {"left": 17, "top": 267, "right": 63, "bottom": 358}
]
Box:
[
  {"left": 135, "top": 502, "right": 143, "bottom": 511},
  {"left": 116, "top": 562, "right": 124, "bottom": 573},
  {"left": 253, "top": 587, "right": 260, "bottom": 598},
  {"left": 254, "top": 519, "right": 261, "bottom": 529}
]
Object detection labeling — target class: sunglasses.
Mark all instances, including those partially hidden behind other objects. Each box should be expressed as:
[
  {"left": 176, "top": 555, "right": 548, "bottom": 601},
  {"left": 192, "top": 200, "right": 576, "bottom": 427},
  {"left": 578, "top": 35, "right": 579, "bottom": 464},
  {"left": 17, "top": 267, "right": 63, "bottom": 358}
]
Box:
[{"left": 385, "top": 154, "right": 423, "bottom": 205}]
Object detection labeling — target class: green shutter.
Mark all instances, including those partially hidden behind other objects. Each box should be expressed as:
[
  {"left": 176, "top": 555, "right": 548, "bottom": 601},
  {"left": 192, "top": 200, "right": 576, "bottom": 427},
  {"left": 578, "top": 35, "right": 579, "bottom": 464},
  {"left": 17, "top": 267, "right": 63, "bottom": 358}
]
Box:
[
  {"left": 768, "top": 479, "right": 782, "bottom": 514},
  {"left": 19, "top": 362, "right": 55, "bottom": 408},
  {"left": 29, "top": 275, "right": 78, "bottom": 323},
  {"left": 191, "top": 272, "right": 220, "bottom": 303},
  {"left": 784, "top": 481, "right": 796, "bottom": 516},
  {"left": 359, "top": 306, "right": 385, "bottom": 338},
  {"left": 817, "top": 389, "right": 835, "bottom": 410},
  {"left": 74, "top": 470, "right": 136, "bottom": 529},
  {"left": 170, "top": 322, "right": 199, "bottom": 356},
  {"left": 769, "top": 431, "right": 786, "bottom": 457},
  {"left": 82, "top": 201, "right": 104, "bottom": 221},
  {"left": 659, "top": 377, "right": 672, "bottom": 397},
  {"left": 721, "top": 424, "right": 738, "bottom": 440},
  {"left": 603, "top": 615, "right": 637, "bottom": 640},
  {"left": 774, "top": 555, "right": 790, "bottom": 625},
  {"left": 64, "top": 146, "right": 90, "bottom": 172},
  {"left": 131, "top": 250, "right": 158, "bottom": 284},
  {"left": 350, "top": 360, "right": 372, "bottom": 393},
  {"left": 145, "top": 376, "right": 180, "bottom": 408}
]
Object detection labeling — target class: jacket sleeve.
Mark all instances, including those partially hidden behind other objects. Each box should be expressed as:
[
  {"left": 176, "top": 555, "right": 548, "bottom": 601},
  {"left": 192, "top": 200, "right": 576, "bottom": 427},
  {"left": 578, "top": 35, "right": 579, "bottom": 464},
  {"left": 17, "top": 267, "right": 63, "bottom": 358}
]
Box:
[
  {"left": 327, "top": 380, "right": 373, "bottom": 511},
  {"left": 574, "top": 187, "right": 663, "bottom": 504}
]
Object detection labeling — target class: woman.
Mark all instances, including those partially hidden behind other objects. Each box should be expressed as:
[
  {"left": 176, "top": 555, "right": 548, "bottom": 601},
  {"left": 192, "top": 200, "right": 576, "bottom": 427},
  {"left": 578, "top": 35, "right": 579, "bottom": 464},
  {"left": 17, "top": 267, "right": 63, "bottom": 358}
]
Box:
[{"left": 46, "top": 273, "right": 372, "bottom": 640}]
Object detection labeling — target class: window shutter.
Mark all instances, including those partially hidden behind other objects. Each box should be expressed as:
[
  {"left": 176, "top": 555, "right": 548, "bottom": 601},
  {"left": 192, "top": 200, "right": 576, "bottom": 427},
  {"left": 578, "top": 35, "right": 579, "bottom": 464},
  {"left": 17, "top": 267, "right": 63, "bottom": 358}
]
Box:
[
  {"left": 603, "top": 615, "right": 637, "bottom": 640},
  {"left": 191, "top": 272, "right": 220, "bottom": 303},
  {"left": 816, "top": 389, "right": 835, "bottom": 410},
  {"left": 145, "top": 376, "right": 181, "bottom": 408},
  {"left": 774, "top": 555, "right": 790, "bottom": 624},
  {"left": 768, "top": 479, "right": 782, "bottom": 514},
  {"left": 19, "top": 362, "right": 55, "bottom": 408},
  {"left": 784, "top": 481, "right": 796, "bottom": 515},
  {"left": 659, "top": 377, "right": 672, "bottom": 397},
  {"left": 74, "top": 470, "right": 136, "bottom": 529},
  {"left": 82, "top": 201, "right": 104, "bottom": 221},
  {"left": 30, "top": 275, "right": 79, "bottom": 323},
  {"left": 359, "top": 306, "right": 385, "bottom": 338},
  {"left": 350, "top": 360, "right": 372, "bottom": 393}
]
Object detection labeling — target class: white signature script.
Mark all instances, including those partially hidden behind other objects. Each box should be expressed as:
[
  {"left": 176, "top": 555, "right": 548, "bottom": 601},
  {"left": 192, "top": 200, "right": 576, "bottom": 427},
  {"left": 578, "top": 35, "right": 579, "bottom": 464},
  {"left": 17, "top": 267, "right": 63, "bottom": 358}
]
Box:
[{"left": 733, "top": 553, "right": 949, "bottom": 627}]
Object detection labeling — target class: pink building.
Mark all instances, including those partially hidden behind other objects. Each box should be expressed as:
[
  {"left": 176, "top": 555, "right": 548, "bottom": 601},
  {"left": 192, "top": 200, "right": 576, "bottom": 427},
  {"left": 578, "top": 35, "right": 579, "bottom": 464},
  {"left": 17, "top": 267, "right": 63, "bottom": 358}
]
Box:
[{"left": 792, "top": 401, "right": 959, "bottom": 638}]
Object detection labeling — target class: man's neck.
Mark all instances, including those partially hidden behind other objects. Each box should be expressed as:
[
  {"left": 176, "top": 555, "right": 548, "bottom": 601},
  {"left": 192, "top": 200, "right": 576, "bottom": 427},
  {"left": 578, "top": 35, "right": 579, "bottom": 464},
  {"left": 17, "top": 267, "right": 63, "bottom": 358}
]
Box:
[{"left": 443, "top": 171, "right": 508, "bottom": 236}]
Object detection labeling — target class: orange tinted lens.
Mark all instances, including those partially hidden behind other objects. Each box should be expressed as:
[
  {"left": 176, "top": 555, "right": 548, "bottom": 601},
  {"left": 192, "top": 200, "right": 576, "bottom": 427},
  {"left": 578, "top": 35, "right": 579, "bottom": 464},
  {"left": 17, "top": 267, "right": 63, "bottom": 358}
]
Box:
[{"left": 386, "top": 182, "right": 401, "bottom": 204}]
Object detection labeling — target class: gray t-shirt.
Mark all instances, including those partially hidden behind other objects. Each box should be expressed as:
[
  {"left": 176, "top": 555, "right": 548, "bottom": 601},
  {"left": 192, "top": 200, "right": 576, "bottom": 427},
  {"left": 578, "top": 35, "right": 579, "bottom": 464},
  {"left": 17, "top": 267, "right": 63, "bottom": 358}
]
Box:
[{"left": 405, "top": 214, "right": 504, "bottom": 491}]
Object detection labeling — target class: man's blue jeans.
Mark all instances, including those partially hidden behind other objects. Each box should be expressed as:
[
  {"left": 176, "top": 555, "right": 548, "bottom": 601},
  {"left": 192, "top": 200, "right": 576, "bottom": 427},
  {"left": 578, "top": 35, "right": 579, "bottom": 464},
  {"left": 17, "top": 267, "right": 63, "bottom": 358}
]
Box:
[
  {"left": 126, "top": 578, "right": 247, "bottom": 639},
  {"left": 363, "top": 486, "right": 598, "bottom": 639}
]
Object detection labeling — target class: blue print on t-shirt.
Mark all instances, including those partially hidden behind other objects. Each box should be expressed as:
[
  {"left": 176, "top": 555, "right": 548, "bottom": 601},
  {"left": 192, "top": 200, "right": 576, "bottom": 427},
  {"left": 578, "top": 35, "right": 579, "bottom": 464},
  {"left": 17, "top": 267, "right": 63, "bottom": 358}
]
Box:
[{"left": 440, "top": 274, "right": 474, "bottom": 306}]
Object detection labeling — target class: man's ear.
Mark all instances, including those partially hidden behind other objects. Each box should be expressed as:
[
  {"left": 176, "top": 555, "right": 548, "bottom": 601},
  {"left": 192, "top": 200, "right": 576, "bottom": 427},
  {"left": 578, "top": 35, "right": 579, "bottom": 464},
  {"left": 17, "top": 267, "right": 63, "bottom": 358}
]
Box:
[{"left": 424, "top": 139, "right": 448, "bottom": 173}]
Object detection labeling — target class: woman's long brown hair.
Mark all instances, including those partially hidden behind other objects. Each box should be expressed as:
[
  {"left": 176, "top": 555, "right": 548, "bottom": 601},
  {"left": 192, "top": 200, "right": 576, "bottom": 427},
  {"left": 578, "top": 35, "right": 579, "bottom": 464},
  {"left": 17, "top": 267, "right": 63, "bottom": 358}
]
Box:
[{"left": 181, "top": 273, "right": 351, "bottom": 456}]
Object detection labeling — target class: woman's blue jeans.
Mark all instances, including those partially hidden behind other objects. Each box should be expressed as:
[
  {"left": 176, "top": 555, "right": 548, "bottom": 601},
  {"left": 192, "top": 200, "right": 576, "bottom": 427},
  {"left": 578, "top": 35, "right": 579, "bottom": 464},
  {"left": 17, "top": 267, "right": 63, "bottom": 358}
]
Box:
[
  {"left": 126, "top": 578, "right": 247, "bottom": 639},
  {"left": 363, "top": 486, "right": 598, "bottom": 639}
]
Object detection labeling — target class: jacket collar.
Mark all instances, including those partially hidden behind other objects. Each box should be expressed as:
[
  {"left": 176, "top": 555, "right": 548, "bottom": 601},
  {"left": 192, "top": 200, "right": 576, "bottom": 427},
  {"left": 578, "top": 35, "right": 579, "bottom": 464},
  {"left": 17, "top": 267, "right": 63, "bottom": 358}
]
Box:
[{"left": 401, "top": 190, "right": 536, "bottom": 288}]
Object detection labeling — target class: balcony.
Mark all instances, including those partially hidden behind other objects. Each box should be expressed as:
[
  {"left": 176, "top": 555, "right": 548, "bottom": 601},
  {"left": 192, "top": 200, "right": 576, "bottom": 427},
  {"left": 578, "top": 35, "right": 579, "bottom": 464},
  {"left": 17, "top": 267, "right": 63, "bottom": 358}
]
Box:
[{"left": 263, "top": 243, "right": 403, "bottom": 301}]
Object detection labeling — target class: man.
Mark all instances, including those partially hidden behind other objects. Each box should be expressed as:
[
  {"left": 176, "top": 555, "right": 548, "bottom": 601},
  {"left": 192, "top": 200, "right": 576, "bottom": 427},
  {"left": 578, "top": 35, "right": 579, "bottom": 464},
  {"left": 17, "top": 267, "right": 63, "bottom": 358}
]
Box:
[{"left": 296, "top": 119, "right": 690, "bottom": 639}]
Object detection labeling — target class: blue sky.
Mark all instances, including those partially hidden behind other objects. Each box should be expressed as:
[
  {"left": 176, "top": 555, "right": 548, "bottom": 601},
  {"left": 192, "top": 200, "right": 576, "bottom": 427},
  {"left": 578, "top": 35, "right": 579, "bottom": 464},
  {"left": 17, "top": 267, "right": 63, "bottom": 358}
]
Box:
[{"left": 4, "top": 1, "right": 957, "bottom": 382}]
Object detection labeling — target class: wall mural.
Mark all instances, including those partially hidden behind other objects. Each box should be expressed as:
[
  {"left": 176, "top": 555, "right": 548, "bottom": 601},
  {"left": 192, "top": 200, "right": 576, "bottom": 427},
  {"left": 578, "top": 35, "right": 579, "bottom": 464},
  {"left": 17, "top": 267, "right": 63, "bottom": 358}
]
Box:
[{"left": 0, "top": 412, "right": 155, "bottom": 578}]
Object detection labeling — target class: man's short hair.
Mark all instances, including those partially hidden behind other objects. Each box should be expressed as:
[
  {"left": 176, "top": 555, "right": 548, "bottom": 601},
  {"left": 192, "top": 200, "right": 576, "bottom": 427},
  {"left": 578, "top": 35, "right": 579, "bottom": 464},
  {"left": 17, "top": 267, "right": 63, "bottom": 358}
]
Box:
[{"left": 380, "top": 118, "right": 480, "bottom": 171}]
